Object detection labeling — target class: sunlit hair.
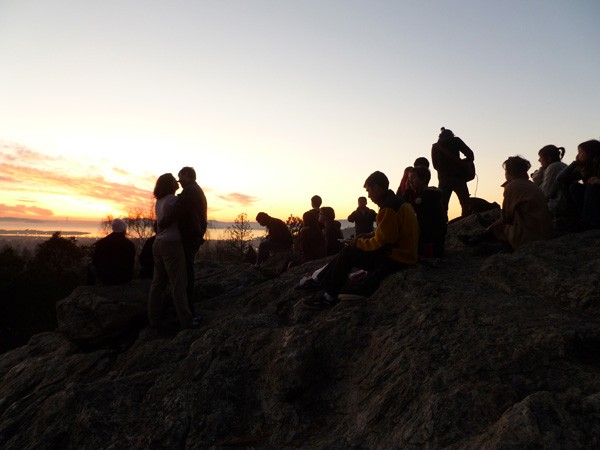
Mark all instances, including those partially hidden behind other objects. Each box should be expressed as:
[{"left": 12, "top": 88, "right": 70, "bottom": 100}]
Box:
[
  {"left": 311, "top": 195, "right": 322, "bottom": 208},
  {"left": 153, "top": 173, "right": 178, "bottom": 199},
  {"left": 364, "top": 171, "right": 389, "bottom": 190},
  {"left": 411, "top": 166, "right": 431, "bottom": 184},
  {"left": 538, "top": 145, "right": 565, "bottom": 163},
  {"left": 178, "top": 166, "right": 196, "bottom": 181},
  {"left": 503, "top": 156, "right": 531, "bottom": 176},
  {"left": 319, "top": 206, "right": 336, "bottom": 222},
  {"left": 302, "top": 210, "right": 319, "bottom": 228},
  {"left": 413, "top": 157, "right": 430, "bottom": 168}
]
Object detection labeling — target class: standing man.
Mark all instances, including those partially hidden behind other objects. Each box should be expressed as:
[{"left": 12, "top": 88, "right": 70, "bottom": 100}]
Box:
[
  {"left": 347, "top": 196, "right": 377, "bottom": 237},
  {"left": 159, "top": 166, "right": 207, "bottom": 322},
  {"left": 300, "top": 171, "right": 419, "bottom": 308},
  {"left": 431, "top": 127, "right": 475, "bottom": 217}
]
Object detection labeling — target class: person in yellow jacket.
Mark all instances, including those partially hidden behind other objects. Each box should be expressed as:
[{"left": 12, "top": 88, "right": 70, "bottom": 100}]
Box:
[{"left": 301, "top": 171, "right": 419, "bottom": 308}]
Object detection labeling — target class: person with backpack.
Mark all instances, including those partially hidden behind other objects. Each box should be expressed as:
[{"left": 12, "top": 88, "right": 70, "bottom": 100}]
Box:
[{"left": 431, "top": 127, "right": 475, "bottom": 217}]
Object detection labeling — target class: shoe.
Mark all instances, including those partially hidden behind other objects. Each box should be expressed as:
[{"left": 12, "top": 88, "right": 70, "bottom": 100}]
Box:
[
  {"left": 294, "top": 277, "right": 322, "bottom": 291},
  {"left": 337, "top": 293, "right": 368, "bottom": 301},
  {"left": 302, "top": 292, "right": 337, "bottom": 309}
]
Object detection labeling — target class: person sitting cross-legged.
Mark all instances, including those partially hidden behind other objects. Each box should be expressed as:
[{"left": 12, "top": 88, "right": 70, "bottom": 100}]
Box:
[{"left": 300, "top": 171, "right": 419, "bottom": 308}]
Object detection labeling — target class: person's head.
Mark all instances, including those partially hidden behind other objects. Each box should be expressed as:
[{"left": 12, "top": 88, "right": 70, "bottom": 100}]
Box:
[
  {"left": 153, "top": 173, "right": 179, "bottom": 199},
  {"left": 302, "top": 210, "right": 319, "bottom": 228},
  {"left": 311, "top": 195, "right": 322, "bottom": 209},
  {"left": 408, "top": 166, "right": 431, "bottom": 192},
  {"left": 319, "top": 206, "right": 335, "bottom": 224},
  {"left": 256, "top": 212, "right": 270, "bottom": 226},
  {"left": 538, "top": 145, "right": 565, "bottom": 169},
  {"left": 438, "top": 127, "right": 454, "bottom": 140},
  {"left": 413, "top": 157, "right": 430, "bottom": 168},
  {"left": 178, "top": 166, "right": 196, "bottom": 187},
  {"left": 576, "top": 140, "right": 600, "bottom": 165},
  {"left": 111, "top": 218, "right": 127, "bottom": 234},
  {"left": 363, "top": 171, "right": 389, "bottom": 206},
  {"left": 503, "top": 156, "right": 531, "bottom": 181},
  {"left": 357, "top": 196, "right": 368, "bottom": 207}
]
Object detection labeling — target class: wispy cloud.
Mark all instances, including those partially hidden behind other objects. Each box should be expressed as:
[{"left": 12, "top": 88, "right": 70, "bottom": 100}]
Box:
[
  {"left": 217, "top": 192, "right": 259, "bottom": 206},
  {"left": 0, "top": 203, "right": 54, "bottom": 218}
]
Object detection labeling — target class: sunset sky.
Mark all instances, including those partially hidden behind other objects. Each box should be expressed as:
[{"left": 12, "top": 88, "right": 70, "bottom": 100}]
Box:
[{"left": 1, "top": 1, "right": 598, "bottom": 226}]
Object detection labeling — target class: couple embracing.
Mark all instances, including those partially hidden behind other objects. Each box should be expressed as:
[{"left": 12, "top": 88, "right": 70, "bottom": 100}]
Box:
[{"left": 148, "top": 167, "right": 207, "bottom": 330}]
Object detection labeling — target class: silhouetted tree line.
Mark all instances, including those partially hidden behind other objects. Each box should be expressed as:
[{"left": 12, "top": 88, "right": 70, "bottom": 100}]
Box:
[{"left": 0, "top": 232, "right": 89, "bottom": 353}]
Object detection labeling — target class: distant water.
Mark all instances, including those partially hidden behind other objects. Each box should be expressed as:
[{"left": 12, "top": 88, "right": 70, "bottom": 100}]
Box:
[{"left": 0, "top": 217, "right": 354, "bottom": 240}]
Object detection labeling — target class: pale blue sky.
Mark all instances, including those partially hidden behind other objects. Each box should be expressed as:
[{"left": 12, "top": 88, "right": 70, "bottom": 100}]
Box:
[{"left": 0, "top": 0, "right": 598, "bottom": 221}]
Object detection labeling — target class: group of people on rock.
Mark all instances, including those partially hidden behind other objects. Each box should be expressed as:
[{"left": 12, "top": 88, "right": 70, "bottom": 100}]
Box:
[{"left": 85, "top": 128, "right": 600, "bottom": 327}]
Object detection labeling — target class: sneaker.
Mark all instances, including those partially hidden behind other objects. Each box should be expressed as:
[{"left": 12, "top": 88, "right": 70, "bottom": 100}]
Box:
[
  {"left": 302, "top": 292, "right": 337, "bottom": 309},
  {"left": 294, "top": 277, "right": 322, "bottom": 291},
  {"left": 337, "top": 293, "right": 368, "bottom": 301}
]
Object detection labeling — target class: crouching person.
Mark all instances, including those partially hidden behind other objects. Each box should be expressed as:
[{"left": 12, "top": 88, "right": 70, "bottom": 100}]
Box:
[{"left": 301, "top": 171, "right": 419, "bottom": 308}]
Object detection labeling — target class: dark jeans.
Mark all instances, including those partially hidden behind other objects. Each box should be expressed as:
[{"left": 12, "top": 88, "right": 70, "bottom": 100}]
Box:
[
  {"left": 182, "top": 235, "right": 203, "bottom": 316},
  {"left": 571, "top": 183, "right": 600, "bottom": 227},
  {"left": 256, "top": 239, "right": 291, "bottom": 265},
  {"left": 317, "top": 246, "right": 405, "bottom": 297},
  {"left": 439, "top": 176, "right": 470, "bottom": 216}
]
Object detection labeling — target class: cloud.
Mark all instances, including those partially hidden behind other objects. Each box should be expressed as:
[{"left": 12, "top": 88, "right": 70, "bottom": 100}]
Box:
[
  {"left": 217, "top": 192, "right": 259, "bottom": 206},
  {"left": 0, "top": 142, "right": 60, "bottom": 163},
  {"left": 0, "top": 203, "right": 54, "bottom": 218}
]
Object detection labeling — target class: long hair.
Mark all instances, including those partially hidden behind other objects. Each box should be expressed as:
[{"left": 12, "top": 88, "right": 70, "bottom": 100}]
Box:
[{"left": 153, "top": 173, "right": 178, "bottom": 199}]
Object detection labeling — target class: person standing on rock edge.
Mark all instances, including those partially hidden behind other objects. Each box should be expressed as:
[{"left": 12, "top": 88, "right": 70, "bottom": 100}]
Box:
[
  {"left": 158, "top": 166, "right": 207, "bottom": 325},
  {"left": 431, "top": 127, "right": 475, "bottom": 217},
  {"left": 300, "top": 171, "right": 419, "bottom": 308}
]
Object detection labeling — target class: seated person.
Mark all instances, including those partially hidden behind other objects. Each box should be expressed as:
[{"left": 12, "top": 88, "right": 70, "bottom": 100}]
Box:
[
  {"left": 347, "top": 196, "right": 377, "bottom": 236},
  {"left": 296, "top": 210, "right": 327, "bottom": 263},
  {"left": 255, "top": 212, "right": 293, "bottom": 266},
  {"left": 531, "top": 144, "right": 568, "bottom": 215},
  {"left": 138, "top": 223, "right": 157, "bottom": 278},
  {"left": 407, "top": 166, "right": 447, "bottom": 257},
  {"left": 319, "top": 206, "right": 344, "bottom": 255},
  {"left": 487, "top": 156, "right": 553, "bottom": 250},
  {"left": 301, "top": 171, "right": 419, "bottom": 308},
  {"left": 87, "top": 218, "right": 136, "bottom": 285},
  {"left": 557, "top": 139, "right": 600, "bottom": 230}
]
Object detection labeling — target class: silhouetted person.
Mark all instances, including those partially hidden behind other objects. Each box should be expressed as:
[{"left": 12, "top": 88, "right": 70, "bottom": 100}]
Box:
[
  {"left": 557, "top": 140, "right": 600, "bottom": 231},
  {"left": 255, "top": 212, "right": 293, "bottom": 266},
  {"left": 347, "top": 196, "right": 377, "bottom": 236},
  {"left": 148, "top": 173, "right": 193, "bottom": 330},
  {"left": 531, "top": 145, "right": 567, "bottom": 215},
  {"left": 300, "top": 171, "right": 419, "bottom": 308},
  {"left": 297, "top": 210, "right": 326, "bottom": 262},
  {"left": 159, "top": 166, "right": 207, "bottom": 322},
  {"left": 407, "top": 166, "right": 447, "bottom": 257},
  {"left": 319, "top": 206, "right": 344, "bottom": 255},
  {"left": 431, "top": 127, "right": 475, "bottom": 216},
  {"left": 488, "top": 156, "right": 553, "bottom": 250},
  {"left": 396, "top": 158, "right": 430, "bottom": 197},
  {"left": 303, "top": 195, "right": 323, "bottom": 227},
  {"left": 139, "top": 223, "right": 157, "bottom": 279},
  {"left": 87, "top": 218, "right": 135, "bottom": 285}
]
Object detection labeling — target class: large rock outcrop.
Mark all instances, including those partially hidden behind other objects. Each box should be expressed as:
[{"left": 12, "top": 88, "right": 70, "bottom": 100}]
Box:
[{"left": 1, "top": 223, "right": 599, "bottom": 449}]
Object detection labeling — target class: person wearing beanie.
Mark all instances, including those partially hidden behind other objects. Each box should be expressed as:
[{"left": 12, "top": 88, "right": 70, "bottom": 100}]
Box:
[
  {"left": 431, "top": 127, "right": 475, "bottom": 217},
  {"left": 87, "top": 218, "right": 136, "bottom": 285}
]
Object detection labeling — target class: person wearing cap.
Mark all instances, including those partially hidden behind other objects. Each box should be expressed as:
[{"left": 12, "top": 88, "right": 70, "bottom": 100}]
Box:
[
  {"left": 431, "top": 127, "right": 475, "bottom": 216},
  {"left": 87, "top": 218, "right": 136, "bottom": 285}
]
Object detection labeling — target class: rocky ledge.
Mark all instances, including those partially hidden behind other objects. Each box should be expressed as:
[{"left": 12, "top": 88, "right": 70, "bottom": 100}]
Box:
[{"left": 1, "top": 215, "right": 600, "bottom": 449}]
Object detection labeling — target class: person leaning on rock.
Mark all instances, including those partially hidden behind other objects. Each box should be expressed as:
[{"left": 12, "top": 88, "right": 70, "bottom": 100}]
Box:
[{"left": 87, "top": 218, "right": 136, "bottom": 285}]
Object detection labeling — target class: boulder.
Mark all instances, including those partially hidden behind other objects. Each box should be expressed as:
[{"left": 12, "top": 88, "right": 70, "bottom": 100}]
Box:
[{"left": 1, "top": 227, "right": 599, "bottom": 448}]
